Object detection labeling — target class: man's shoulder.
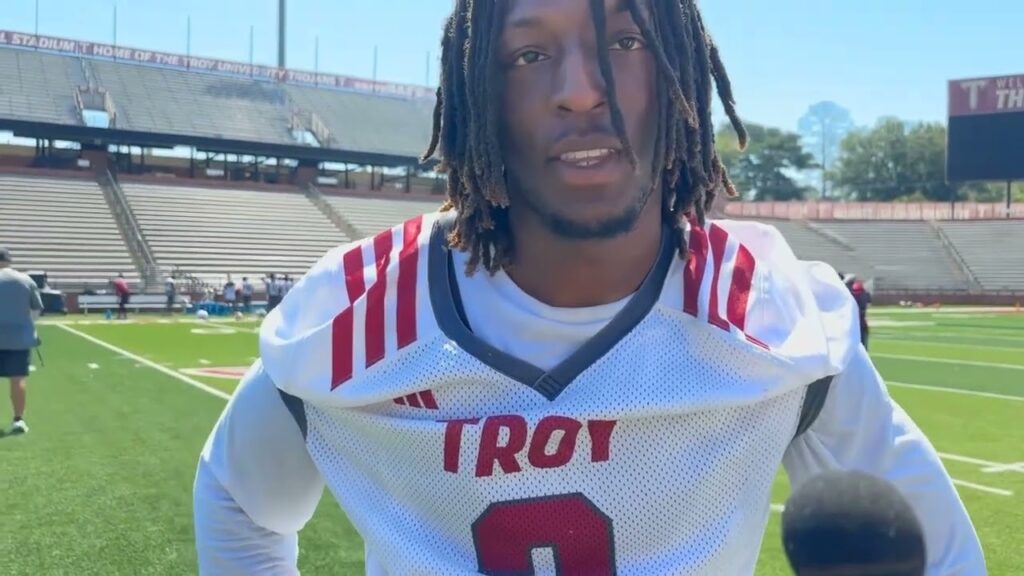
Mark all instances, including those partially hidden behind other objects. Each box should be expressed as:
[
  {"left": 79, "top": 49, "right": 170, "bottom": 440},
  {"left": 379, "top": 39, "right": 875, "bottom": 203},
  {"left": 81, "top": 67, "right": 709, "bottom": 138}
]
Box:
[
  {"left": 683, "top": 217, "right": 860, "bottom": 378},
  {"left": 0, "top": 268, "right": 35, "bottom": 288},
  {"left": 258, "top": 212, "right": 444, "bottom": 399}
]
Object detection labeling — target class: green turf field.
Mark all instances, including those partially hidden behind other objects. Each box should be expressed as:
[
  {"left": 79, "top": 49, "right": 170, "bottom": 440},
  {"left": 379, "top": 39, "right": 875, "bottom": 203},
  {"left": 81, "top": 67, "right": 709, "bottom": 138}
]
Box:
[{"left": 1, "top": 308, "right": 1021, "bottom": 575}]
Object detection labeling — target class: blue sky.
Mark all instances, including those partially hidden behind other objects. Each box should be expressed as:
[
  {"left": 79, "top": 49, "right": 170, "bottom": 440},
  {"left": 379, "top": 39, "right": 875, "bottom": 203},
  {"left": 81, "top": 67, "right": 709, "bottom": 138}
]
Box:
[{"left": 4, "top": 0, "right": 1021, "bottom": 132}]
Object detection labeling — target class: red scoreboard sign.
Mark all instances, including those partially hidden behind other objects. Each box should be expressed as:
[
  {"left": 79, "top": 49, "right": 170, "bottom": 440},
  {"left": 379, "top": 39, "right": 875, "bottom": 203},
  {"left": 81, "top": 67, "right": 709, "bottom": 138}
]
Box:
[{"left": 947, "top": 74, "right": 1024, "bottom": 182}]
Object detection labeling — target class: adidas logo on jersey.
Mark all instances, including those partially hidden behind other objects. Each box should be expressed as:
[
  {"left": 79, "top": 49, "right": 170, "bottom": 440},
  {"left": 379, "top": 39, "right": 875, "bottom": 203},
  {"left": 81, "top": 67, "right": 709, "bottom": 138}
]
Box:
[{"left": 393, "top": 390, "right": 439, "bottom": 410}]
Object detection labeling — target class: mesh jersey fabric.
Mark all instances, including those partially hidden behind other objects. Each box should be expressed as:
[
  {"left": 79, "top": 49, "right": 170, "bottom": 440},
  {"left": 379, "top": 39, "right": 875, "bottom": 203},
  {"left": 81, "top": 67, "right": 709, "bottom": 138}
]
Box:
[{"left": 258, "top": 212, "right": 860, "bottom": 575}]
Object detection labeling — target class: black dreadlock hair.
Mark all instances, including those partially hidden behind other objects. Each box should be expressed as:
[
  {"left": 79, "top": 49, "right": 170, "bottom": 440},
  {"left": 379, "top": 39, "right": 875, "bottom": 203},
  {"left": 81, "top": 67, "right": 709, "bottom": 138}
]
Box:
[{"left": 422, "top": 0, "right": 747, "bottom": 275}]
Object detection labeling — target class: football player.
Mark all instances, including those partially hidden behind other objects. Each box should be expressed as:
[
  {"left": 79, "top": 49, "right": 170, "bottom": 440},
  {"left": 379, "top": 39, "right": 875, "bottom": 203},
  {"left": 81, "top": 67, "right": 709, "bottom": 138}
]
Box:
[{"left": 193, "top": 0, "right": 984, "bottom": 573}]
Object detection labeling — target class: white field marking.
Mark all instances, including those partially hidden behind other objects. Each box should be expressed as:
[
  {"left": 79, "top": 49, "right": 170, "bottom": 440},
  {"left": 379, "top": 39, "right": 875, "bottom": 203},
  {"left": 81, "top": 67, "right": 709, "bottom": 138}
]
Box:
[
  {"left": 887, "top": 381, "right": 1024, "bottom": 402},
  {"left": 873, "top": 329, "right": 1024, "bottom": 341},
  {"left": 57, "top": 324, "right": 231, "bottom": 401},
  {"left": 871, "top": 307, "right": 1017, "bottom": 315},
  {"left": 872, "top": 338, "right": 1024, "bottom": 354},
  {"left": 951, "top": 479, "right": 1013, "bottom": 497},
  {"left": 872, "top": 353, "right": 1024, "bottom": 371},
  {"left": 198, "top": 359, "right": 211, "bottom": 365},
  {"left": 87, "top": 363, "right": 99, "bottom": 369},
  {"left": 981, "top": 463, "right": 1024, "bottom": 474},
  {"left": 770, "top": 504, "right": 785, "bottom": 513},
  {"left": 938, "top": 453, "right": 1020, "bottom": 469},
  {"left": 190, "top": 327, "right": 238, "bottom": 335},
  {"left": 870, "top": 320, "right": 937, "bottom": 328}
]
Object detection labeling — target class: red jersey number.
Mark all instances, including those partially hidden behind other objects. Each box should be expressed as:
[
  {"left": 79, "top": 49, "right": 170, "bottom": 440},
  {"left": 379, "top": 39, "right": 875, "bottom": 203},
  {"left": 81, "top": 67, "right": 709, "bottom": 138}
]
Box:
[{"left": 472, "top": 493, "right": 616, "bottom": 575}]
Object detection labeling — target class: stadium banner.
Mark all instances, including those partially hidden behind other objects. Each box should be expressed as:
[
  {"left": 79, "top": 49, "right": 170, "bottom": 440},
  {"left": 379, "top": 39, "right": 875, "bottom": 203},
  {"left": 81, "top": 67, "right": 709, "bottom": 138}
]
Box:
[
  {"left": 724, "top": 201, "right": 1024, "bottom": 220},
  {"left": 949, "top": 74, "right": 1024, "bottom": 117},
  {"left": 0, "top": 29, "right": 435, "bottom": 100}
]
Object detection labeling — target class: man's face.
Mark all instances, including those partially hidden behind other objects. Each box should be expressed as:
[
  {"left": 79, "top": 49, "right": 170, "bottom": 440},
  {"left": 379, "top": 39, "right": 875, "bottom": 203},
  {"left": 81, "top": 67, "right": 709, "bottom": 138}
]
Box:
[{"left": 499, "top": 0, "right": 659, "bottom": 239}]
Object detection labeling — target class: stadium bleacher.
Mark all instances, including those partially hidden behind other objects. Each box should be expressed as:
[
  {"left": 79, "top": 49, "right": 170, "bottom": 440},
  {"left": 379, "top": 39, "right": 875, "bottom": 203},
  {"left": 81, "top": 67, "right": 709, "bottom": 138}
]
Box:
[
  {"left": 325, "top": 193, "right": 441, "bottom": 239},
  {"left": 0, "top": 49, "right": 84, "bottom": 125},
  {"left": 90, "top": 61, "right": 295, "bottom": 144},
  {"left": 938, "top": 220, "right": 1024, "bottom": 292},
  {"left": 810, "top": 221, "right": 971, "bottom": 292},
  {"left": 120, "top": 181, "right": 349, "bottom": 285},
  {"left": 749, "top": 219, "right": 876, "bottom": 280},
  {"left": 284, "top": 85, "right": 435, "bottom": 158},
  {"left": 0, "top": 174, "right": 138, "bottom": 289}
]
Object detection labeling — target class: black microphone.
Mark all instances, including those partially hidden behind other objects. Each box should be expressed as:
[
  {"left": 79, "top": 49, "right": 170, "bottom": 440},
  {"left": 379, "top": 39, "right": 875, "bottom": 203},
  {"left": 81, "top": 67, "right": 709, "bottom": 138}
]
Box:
[{"left": 781, "top": 470, "right": 926, "bottom": 576}]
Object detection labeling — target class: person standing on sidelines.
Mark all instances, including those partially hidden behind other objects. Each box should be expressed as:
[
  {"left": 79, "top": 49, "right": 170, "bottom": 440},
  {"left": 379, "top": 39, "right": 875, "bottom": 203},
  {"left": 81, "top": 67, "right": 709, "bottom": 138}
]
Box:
[
  {"left": 165, "top": 274, "right": 178, "bottom": 315},
  {"left": 0, "top": 248, "right": 42, "bottom": 435},
  {"left": 112, "top": 273, "right": 131, "bottom": 320},
  {"left": 240, "top": 277, "right": 254, "bottom": 314},
  {"left": 263, "top": 274, "right": 283, "bottom": 313},
  {"left": 223, "top": 275, "right": 238, "bottom": 314}
]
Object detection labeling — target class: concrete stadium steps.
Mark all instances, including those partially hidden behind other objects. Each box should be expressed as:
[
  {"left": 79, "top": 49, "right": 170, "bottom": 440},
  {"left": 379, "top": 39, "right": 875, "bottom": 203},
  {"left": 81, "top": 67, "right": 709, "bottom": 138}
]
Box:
[
  {"left": 324, "top": 194, "right": 442, "bottom": 239},
  {"left": 811, "top": 221, "right": 969, "bottom": 291},
  {"left": 0, "top": 175, "right": 139, "bottom": 289},
  {"left": 938, "top": 221, "right": 1024, "bottom": 291},
  {"left": 120, "top": 182, "right": 349, "bottom": 284}
]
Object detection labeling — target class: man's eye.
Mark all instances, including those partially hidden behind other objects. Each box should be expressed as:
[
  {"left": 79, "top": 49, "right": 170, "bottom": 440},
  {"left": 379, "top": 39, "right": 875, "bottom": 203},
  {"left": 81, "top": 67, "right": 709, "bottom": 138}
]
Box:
[
  {"left": 513, "top": 50, "right": 547, "bottom": 66},
  {"left": 611, "top": 36, "right": 645, "bottom": 51}
]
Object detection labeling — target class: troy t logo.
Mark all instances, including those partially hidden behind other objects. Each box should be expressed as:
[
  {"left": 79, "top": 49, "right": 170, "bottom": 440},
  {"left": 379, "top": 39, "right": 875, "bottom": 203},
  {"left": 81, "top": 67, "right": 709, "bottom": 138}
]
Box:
[{"left": 960, "top": 79, "right": 988, "bottom": 111}]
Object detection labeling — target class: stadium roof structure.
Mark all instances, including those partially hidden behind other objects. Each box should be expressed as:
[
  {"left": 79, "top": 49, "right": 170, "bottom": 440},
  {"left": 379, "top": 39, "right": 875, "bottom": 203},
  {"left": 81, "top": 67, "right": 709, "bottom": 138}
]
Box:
[{"left": 0, "top": 38, "right": 437, "bottom": 167}]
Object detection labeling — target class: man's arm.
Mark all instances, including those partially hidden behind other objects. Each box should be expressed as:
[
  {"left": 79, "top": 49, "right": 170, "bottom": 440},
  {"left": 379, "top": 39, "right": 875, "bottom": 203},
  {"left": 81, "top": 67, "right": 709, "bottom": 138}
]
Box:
[
  {"left": 28, "top": 280, "right": 42, "bottom": 321},
  {"left": 194, "top": 361, "right": 325, "bottom": 575},
  {"left": 783, "top": 346, "right": 986, "bottom": 575}
]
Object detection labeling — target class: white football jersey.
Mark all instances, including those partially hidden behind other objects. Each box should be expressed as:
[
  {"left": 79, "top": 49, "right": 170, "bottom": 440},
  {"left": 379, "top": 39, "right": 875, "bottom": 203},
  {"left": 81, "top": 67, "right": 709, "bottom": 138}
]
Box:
[
  {"left": 195, "top": 211, "right": 984, "bottom": 576},
  {"left": 258, "top": 212, "right": 856, "bottom": 575}
]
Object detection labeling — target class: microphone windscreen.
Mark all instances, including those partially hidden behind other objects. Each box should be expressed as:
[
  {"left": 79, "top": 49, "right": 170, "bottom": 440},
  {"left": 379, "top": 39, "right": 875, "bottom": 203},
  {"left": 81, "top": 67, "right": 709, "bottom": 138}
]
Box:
[{"left": 781, "top": 470, "right": 926, "bottom": 576}]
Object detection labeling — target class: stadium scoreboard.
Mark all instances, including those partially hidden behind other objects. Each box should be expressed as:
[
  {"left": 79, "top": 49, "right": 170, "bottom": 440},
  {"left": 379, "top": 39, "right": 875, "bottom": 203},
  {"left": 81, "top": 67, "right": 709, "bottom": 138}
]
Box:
[{"left": 947, "top": 73, "right": 1024, "bottom": 182}]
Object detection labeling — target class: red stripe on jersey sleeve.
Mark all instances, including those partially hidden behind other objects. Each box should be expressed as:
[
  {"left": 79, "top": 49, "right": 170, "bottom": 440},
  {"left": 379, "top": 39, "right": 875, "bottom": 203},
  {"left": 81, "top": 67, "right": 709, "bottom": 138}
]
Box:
[
  {"left": 683, "top": 226, "right": 709, "bottom": 317},
  {"left": 343, "top": 245, "right": 366, "bottom": 301},
  {"left": 331, "top": 245, "right": 370, "bottom": 389},
  {"left": 419, "top": 389, "right": 439, "bottom": 410},
  {"left": 394, "top": 396, "right": 407, "bottom": 405},
  {"left": 706, "top": 224, "right": 731, "bottom": 331},
  {"left": 365, "top": 230, "right": 394, "bottom": 369},
  {"left": 746, "top": 334, "right": 770, "bottom": 350},
  {"left": 404, "top": 393, "right": 422, "bottom": 408},
  {"left": 397, "top": 216, "right": 423, "bottom": 350},
  {"left": 727, "top": 243, "right": 756, "bottom": 331}
]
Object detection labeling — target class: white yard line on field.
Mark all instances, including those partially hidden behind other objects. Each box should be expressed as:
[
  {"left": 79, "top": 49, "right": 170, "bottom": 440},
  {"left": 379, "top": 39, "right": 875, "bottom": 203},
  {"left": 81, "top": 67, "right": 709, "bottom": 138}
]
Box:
[
  {"left": 872, "top": 338, "right": 1024, "bottom": 353},
  {"left": 887, "top": 381, "right": 1023, "bottom": 402},
  {"left": 873, "top": 330, "right": 1024, "bottom": 343},
  {"left": 981, "top": 463, "right": 1024, "bottom": 474},
  {"left": 57, "top": 324, "right": 231, "bottom": 401},
  {"left": 939, "top": 453, "right": 1024, "bottom": 474},
  {"left": 872, "top": 353, "right": 1024, "bottom": 371},
  {"left": 951, "top": 479, "right": 1013, "bottom": 497}
]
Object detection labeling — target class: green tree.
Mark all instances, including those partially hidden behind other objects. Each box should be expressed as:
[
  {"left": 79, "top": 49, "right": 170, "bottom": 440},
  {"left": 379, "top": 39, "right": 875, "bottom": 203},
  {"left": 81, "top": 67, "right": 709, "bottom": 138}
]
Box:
[
  {"left": 832, "top": 119, "right": 967, "bottom": 202},
  {"left": 716, "top": 122, "right": 816, "bottom": 201}
]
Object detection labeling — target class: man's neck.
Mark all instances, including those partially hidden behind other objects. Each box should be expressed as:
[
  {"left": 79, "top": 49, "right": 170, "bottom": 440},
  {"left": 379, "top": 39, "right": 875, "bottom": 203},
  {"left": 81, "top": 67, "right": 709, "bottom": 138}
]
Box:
[{"left": 504, "top": 203, "right": 664, "bottom": 308}]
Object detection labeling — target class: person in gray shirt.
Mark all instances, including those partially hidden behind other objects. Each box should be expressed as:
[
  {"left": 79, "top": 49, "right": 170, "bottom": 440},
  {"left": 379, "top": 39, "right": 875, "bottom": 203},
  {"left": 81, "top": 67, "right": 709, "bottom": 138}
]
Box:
[{"left": 0, "top": 248, "right": 42, "bottom": 435}]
